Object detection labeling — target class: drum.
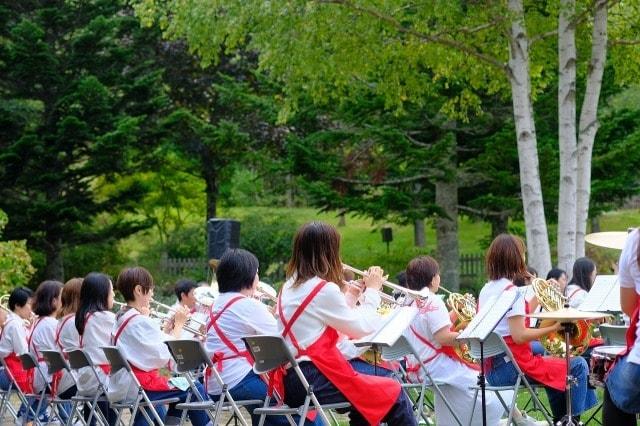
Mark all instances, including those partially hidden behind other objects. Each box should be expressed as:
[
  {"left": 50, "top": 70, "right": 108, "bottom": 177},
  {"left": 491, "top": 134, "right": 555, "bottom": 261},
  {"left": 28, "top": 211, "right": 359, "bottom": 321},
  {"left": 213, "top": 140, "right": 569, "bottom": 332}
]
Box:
[{"left": 589, "top": 345, "right": 625, "bottom": 387}]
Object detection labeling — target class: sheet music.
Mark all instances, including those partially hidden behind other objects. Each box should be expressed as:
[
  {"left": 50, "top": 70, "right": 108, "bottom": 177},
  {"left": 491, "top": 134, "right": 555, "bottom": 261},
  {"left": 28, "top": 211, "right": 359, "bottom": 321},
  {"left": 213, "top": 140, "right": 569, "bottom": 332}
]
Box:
[
  {"left": 457, "top": 289, "right": 519, "bottom": 342},
  {"left": 353, "top": 305, "right": 418, "bottom": 347},
  {"left": 579, "top": 275, "right": 620, "bottom": 312}
]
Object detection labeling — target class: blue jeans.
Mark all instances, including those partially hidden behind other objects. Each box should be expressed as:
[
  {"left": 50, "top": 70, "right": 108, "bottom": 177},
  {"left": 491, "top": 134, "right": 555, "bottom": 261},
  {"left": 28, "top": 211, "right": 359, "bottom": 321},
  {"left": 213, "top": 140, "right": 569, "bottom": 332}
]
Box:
[
  {"left": 605, "top": 354, "right": 640, "bottom": 414},
  {"left": 133, "top": 382, "right": 209, "bottom": 426},
  {"left": 210, "top": 370, "right": 320, "bottom": 426},
  {"left": 283, "top": 360, "right": 416, "bottom": 426},
  {"left": 0, "top": 368, "right": 45, "bottom": 421},
  {"left": 530, "top": 341, "right": 545, "bottom": 356},
  {"left": 487, "top": 353, "right": 598, "bottom": 418}
]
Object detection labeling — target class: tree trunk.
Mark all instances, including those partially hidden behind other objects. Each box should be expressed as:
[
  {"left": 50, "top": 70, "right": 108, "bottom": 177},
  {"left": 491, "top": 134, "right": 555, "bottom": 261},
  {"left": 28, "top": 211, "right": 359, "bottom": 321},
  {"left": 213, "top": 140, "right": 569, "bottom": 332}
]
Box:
[
  {"left": 436, "top": 133, "right": 459, "bottom": 291},
  {"left": 557, "top": 0, "right": 578, "bottom": 272},
  {"left": 338, "top": 212, "right": 346, "bottom": 227},
  {"left": 202, "top": 167, "right": 218, "bottom": 220},
  {"left": 285, "top": 174, "right": 294, "bottom": 208},
  {"left": 44, "top": 237, "right": 64, "bottom": 280},
  {"left": 507, "top": 0, "right": 552, "bottom": 275},
  {"left": 414, "top": 219, "right": 426, "bottom": 247},
  {"left": 591, "top": 216, "right": 600, "bottom": 233},
  {"left": 491, "top": 214, "right": 509, "bottom": 239},
  {"left": 576, "top": 0, "right": 608, "bottom": 258}
]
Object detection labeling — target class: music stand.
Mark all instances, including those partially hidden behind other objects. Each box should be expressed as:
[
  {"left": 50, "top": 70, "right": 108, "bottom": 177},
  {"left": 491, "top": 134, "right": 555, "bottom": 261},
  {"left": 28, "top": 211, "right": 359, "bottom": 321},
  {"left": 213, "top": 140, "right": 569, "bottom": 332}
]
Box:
[
  {"left": 457, "top": 290, "right": 519, "bottom": 426},
  {"left": 354, "top": 305, "right": 419, "bottom": 374},
  {"left": 579, "top": 275, "right": 620, "bottom": 313}
]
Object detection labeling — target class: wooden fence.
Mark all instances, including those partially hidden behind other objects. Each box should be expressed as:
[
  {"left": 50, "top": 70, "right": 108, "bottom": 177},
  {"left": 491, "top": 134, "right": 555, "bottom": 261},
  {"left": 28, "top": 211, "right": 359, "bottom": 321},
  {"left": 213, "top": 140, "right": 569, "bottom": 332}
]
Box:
[{"left": 160, "top": 252, "right": 485, "bottom": 280}]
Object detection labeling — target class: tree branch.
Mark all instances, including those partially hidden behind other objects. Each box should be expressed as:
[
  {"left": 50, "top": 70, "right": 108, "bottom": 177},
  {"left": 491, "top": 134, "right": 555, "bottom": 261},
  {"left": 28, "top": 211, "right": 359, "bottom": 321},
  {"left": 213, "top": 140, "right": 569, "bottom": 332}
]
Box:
[
  {"left": 609, "top": 39, "right": 640, "bottom": 46},
  {"left": 334, "top": 173, "right": 435, "bottom": 185},
  {"left": 316, "top": 0, "right": 509, "bottom": 72},
  {"left": 458, "top": 205, "right": 514, "bottom": 218}
]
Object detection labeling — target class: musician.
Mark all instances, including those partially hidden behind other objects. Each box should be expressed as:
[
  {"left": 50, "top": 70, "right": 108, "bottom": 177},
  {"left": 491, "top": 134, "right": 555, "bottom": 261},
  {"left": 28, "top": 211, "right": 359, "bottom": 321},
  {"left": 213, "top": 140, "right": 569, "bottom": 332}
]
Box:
[
  {"left": 163, "top": 279, "right": 202, "bottom": 339},
  {"left": 75, "top": 272, "right": 118, "bottom": 425},
  {"left": 112, "top": 266, "right": 209, "bottom": 426},
  {"left": 481, "top": 234, "right": 597, "bottom": 424},
  {"left": 55, "top": 278, "right": 83, "bottom": 402},
  {"left": 565, "top": 257, "right": 596, "bottom": 308},
  {"left": 0, "top": 287, "right": 33, "bottom": 419},
  {"left": 204, "top": 249, "right": 316, "bottom": 425},
  {"left": 276, "top": 221, "right": 416, "bottom": 426},
  {"left": 402, "top": 255, "right": 504, "bottom": 426},
  {"left": 603, "top": 227, "right": 640, "bottom": 424}
]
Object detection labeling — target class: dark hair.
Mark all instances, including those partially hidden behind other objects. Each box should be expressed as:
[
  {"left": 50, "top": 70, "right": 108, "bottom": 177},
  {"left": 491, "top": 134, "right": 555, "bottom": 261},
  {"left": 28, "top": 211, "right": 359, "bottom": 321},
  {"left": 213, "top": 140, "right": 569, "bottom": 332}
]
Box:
[
  {"left": 569, "top": 257, "right": 596, "bottom": 291},
  {"left": 76, "top": 272, "right": 112, "bottom": 335},
  {"left": 396, "top": 271, "right": 407, "bottom": 287},
  {"left": 8, "top": 287, "right": 33, "bottom": 311},
  {"left": 217, "top": 249, "right": 259, "bottom": 293},
  {"left": 486, "top": 234, "right": 528, "bottom": 285},
  {"left": 174, "top": 279, "right": 199, "bottom": 301},
  {"left": 59, "top": 278, "right": 83, "bottom": 318},
  {"left": 116, "top": 266, "right": 154, "bottom": 302},
  {"left": 406, "top": 257, "right": 439, "bottom": 291},
  {"left": 32, "top": 280, "right": 63, "bottom": 317},
  {"left": 513, "top": 265, "right": 538, "bottom": 287},
  {"left": 546, "top": 268, "right": 566, "bottom": 281},
  {"left": 286, "top": 222, "right": 344, "bottom": 288}
]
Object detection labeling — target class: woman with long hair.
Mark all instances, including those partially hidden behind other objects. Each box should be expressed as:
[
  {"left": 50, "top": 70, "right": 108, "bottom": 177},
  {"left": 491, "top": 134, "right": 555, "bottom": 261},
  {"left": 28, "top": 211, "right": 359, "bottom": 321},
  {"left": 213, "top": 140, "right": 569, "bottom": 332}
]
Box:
[
  {"left": 75, "top": 272, "right": 117, "bottom": 425},
  {"left": 275, "top": 221, "right": 416, "bottom": 426},
  {"left": 480, "top": 234, "right": 597, "bottom": 424},
  {"left": 402, "top": 255, "right": 504, "bottom": 425},
  {"left": 603, "top": 228, "right": 640, "bottom": 424},
  {"left": 111, "top": 266, "right": 208, "bottom": 426},
  {"left": 565, "top": 257, "right": 597, "bottom": 308},
  {"left": 55, "top": 278, "right": 83, "bottom": 401}
]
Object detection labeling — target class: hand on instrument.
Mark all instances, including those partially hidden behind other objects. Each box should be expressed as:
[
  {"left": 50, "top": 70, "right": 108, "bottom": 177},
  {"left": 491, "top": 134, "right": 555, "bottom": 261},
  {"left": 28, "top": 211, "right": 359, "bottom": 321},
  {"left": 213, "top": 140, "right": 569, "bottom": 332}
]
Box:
[
  {"left": 173, "top": 306, "right": 189, "bottom": 328},
  {"left": 363, "top": 266, "right": 385, "bottom": 291},
  {"left": 344, "top": 280, "right": 364, "bottom": 308}
]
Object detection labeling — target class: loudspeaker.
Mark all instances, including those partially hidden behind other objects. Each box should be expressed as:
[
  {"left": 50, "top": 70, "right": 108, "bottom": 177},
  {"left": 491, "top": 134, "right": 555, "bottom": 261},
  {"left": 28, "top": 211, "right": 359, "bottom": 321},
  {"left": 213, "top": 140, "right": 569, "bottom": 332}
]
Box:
[
  {"left": 207, "top": 219, "right": 240, "bottom": 260},
  {"left": 381, "top": 226, "right": 393, "bottom": 243}
]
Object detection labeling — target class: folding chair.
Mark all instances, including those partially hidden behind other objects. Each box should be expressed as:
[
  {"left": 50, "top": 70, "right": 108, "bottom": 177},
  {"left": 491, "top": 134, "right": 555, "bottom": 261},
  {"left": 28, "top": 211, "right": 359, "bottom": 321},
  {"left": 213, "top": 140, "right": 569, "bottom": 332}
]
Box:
[
  {"left": 243, "top": 335, "right": 351, "bottom": 426},
  {"left": 0, "top": 359, "right": 28, "bottom": 424},
  {"left": 39, "top": 350, "right": 89, "bottom": 426},
  {"left": 165, "top": 339, "right": 263, "bottom": 426},
  {"left": 101, "top": 346, "right": 180, "bottom": 426},
  {"left": 466, "top": 332, "right": 553, "bottom": 426},
  {"left": 65, "top": 348, "right": 113, "bottom": 426},
  {"left": 599, "top": 324, "right": 628, "bottom": 346},
  {"left": 380, "top": 335, "right": 462, "bottom": 426},
  {"left": 19, "top": 353, "right": 50, "bottom": 425}
]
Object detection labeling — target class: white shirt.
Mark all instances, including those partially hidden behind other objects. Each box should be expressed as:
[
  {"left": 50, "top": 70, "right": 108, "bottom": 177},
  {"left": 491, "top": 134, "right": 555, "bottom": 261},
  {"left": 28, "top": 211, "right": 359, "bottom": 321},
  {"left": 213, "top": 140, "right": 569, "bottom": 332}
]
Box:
[
  {"left": 277, "top": 276, "right": 380, "bottom": 357},
  {"left": 404, "top": 289, "right": 506, "bottom": 426},
  {"left": 478, "top": 278, "right": 524, "bottom": 337},
  {"left": 565, "top": 284, "right": 587, "bottom": 308},
  {"left": 0, "top": 313, "right": 28, "bottom": 359},
  {"left": 75, "top": 310, "right": 115, "bottom": 394},
  {"left": 618, "top": 228, "right": 640, "bottom": 364},
  {"left": 56, "top": 314, "right": 79, "bottom": 352},
  {"left": 204, "top": 293, "right": 276, "bottom": 395},
  {"left": 28, "top": 316, "right": 57, "bottom": 393}
]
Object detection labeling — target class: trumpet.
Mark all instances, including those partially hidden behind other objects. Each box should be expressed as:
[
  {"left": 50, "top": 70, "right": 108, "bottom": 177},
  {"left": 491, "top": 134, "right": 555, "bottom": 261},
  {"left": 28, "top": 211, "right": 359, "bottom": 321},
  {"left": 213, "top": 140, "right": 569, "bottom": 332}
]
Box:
[
  {"left": 255, "top": 281, "right": 278, "bottom": 304},
  {"left": 342, "top": 264, "right": 429, "bottom": 305},
  {"left": 148, "top": 299, "right": 207, "bottom": 338}
]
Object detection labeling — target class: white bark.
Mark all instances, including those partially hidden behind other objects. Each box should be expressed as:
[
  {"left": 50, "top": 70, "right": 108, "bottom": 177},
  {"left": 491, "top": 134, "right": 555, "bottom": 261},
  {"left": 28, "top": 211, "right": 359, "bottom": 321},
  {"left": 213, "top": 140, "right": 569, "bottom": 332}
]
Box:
[
  {"left": 507, "top": 0, "right": 552, "bottom": 275},
  {"left": 576, "top": 0, "right": 608, "bottom": 258},
  {"left": 557, "top": 0, "right": 578, "bottom": 273}
]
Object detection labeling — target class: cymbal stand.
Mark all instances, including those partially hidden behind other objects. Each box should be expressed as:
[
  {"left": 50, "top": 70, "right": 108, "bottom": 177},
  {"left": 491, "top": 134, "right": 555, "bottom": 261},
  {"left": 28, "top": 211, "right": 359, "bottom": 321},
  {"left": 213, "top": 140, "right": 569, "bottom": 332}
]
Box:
[{"left": 559, "top": 317, "right": 581, "bottom": 426}]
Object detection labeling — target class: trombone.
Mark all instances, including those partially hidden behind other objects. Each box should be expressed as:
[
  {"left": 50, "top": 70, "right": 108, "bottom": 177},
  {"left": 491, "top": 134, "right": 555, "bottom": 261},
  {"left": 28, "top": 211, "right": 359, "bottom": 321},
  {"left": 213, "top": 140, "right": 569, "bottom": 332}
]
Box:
[{"left": 342, "top": 264, "right": 429, "bottom": 304}]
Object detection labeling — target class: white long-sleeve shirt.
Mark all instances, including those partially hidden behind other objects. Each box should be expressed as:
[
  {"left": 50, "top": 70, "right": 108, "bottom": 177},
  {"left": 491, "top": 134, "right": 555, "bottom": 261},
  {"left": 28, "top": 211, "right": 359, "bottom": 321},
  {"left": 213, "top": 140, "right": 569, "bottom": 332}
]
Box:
[
  {"left": 204, "top": 293, "right": 277, "bottom": 394},
  {"left": 277, "top": 276, "right": 381, "bottom": 357},
  {"left": 0, "top": 313, "right": 28, "bottom": 359},
  {"left": 28, "top": 316, "right": 57, "bottom": 393}
]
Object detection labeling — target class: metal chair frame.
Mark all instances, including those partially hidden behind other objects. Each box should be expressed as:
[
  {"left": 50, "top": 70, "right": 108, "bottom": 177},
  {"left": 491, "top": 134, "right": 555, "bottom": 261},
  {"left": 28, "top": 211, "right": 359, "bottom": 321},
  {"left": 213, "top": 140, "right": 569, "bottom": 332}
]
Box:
[
  {"left": 243, "top": 335, "right": 351, "bottom": 426},
  {"left": 0, "top": 358, "right": 33, "bottom": 425},
  {"left": 40, "top": 350, "right": 88, "bottom": 426}
]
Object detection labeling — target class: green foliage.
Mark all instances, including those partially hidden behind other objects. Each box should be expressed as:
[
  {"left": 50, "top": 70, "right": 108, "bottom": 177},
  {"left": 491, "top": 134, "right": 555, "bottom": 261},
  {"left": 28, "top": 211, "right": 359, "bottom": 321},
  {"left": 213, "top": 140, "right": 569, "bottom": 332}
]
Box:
[{"left": 0, "top": 210, "right": 36, "bottom": 292}]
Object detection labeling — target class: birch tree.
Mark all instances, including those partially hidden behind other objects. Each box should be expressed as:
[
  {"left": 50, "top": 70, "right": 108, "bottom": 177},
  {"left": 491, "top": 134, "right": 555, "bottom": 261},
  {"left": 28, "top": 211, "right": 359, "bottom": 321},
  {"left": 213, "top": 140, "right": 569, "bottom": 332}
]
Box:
[{"left": 134, "top": 0, "right": 640, "bottom": 274}]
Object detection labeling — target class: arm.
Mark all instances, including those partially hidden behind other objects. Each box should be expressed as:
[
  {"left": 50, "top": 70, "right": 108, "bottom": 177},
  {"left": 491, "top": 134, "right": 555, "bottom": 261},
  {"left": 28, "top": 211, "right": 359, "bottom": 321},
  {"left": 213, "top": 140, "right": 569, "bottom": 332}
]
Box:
[
  {"left": 433, "top": 325, "right": 460, "bottom": 347},
  {"left": 508, "top": 315, "right": 560, "bottom": 345},
  {"left": 318, "top": 284, "right": 379, "bottom": 339},
  {"left": 621, "top": 287, "right": 639, "bottom": 317}
]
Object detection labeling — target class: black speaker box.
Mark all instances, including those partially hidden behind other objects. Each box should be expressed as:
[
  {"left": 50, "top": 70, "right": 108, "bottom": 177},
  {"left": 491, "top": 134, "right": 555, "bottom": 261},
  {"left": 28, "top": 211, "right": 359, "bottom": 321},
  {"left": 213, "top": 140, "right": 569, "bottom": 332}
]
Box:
[{"left": 207, "top": 219, "right": 240, "bottom": 260}]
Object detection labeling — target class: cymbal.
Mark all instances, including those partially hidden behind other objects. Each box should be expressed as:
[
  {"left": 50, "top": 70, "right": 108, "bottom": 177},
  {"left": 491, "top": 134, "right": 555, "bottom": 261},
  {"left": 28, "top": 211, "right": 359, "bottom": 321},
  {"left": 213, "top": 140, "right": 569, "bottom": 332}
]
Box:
[
  {"left": 585, "top": 232, "right": 628, "bottom": 250},
  {"left": 527, "top": 307, "right": 611, "bottom": 321}
]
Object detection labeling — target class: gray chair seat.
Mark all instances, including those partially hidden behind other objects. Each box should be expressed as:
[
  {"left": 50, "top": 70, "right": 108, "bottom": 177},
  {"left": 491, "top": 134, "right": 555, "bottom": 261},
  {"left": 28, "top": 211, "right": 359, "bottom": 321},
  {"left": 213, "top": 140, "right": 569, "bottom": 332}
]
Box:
[
  {"left": 111, "top": 396, "right": 180, "bottom": 409},
  {"left": 254, "top": 401, "right": 351, "bottom": 416}
]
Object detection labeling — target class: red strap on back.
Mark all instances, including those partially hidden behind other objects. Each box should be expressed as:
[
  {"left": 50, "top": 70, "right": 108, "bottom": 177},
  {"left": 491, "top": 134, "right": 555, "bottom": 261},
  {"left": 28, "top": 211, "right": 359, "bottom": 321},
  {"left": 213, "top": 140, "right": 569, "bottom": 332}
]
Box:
[
  {"left": 206, "top": 296, "right": 250, "bottom": 368},
  {"left": 409, "top": 325, "right": 441, "bottom": 365},
  {"left": 112, "top": 313, "right": 139, "bottom": 345},
  {"left": 55, "top": 314, "right": 74, "bottom": 349},
  {"left": 568, "top": 287, "right": 583, "bottom": 300},
  {"left": 278, "top": 280, "right": 328, "bottom": 352},
  {"left": 27, "top": 317, "right": 44, "bottom": 360},
  {"left": 79, "top": 312, "right": 97, "bottom": 348}
]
